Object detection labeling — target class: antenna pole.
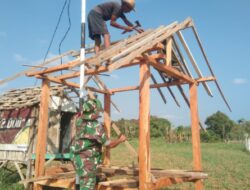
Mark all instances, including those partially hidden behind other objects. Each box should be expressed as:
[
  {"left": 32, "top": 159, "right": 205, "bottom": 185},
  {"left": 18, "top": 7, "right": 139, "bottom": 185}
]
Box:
[{"left": 80, "top": 0, "right": 86, "bottom": 109}]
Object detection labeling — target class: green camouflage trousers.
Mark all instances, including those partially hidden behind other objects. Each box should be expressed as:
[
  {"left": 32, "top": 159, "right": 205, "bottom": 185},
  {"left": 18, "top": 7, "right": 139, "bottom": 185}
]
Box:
[{"left": 71, "top": 142, "right": 102, "bottom": 190}]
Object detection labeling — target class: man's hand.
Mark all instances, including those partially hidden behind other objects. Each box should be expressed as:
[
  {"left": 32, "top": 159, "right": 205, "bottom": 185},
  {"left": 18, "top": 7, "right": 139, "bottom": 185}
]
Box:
[
  {"left": 119, "top": 134, "right": 127, "bottom": 143},
  {"left": 122, "top": 26, "right": 134, "bottom": 34}
]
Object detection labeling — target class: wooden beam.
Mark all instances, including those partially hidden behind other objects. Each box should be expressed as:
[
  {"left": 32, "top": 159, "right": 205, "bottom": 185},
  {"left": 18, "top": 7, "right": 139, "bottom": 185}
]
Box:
[
  {"left": 34, "top": 79, "right": 50, "bottom": 190},
  {"left": 35, "top": 75, "right": 80, "bottom": 89},
  {"left": 196, "top": 76, "right": 216, "bottom": 83},
  {"left": 20, "top": 171, "right": 75, "bottom": 184},
  {"left": 92, "top": 76, "right": 121, "bottom": 113},
  {"left": 86, "top": 86, "right": 111, "bottom": 94},
  {"left": 110, "top": 81, "right": 187, "bottom": 94},
  {"left": 177, "top": 31, "right": 213, "bottom": 97},
  {"left": 166, "top": 38, "right": 173, "bottom": 66},
  {"left": 111, "top": 123, "right": 138, "bottom": 158},
  {"left": 103, "top": 94, "right": 111, "bottom": 166},
  {"left": 26, "top": 58, "right": 80, "bottom": 77},
  {"left": 189, "top": 83, "right": 203, "bottom": 190},
  {"left": 139, "top": 61, "right": 151, "bottom": 190},
  {"left": 150, "top": 74, "right": 167, "bottom": 104},
  {"left": 34, "top": 178, "right": 75, "bottom": 189},
  {"left": 147, "top": 56, "right": 195, "bottom": 84},
  {"left": 150, "top": 177, "right": 195, "bottom": 190},
  {"left": 0, "top": 50, "right": 75, "bottom": 85},
  {"left": 99, "top": 178, "right": 139, "bottom": 188}
]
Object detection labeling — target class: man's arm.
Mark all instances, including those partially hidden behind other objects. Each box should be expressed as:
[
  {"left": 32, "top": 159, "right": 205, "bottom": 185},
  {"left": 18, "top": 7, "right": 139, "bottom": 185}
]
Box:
[
  {"left": 106, "top": 134, "right": 127, "bottom": 149},
  {"left": 121, "top": 16, "right": 134, "bottom": 27},
  {"left": 110, "top": 15, "right": 133, "bottom": 32}
]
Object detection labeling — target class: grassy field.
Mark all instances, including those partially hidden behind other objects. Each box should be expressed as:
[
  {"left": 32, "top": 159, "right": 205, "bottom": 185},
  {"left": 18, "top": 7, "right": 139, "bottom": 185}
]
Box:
[
  {"left": 0, "top": 140, "right": 249, "bottom": 190},
  {"left": 112, "top": 139, "right": 250, "bottom": 190}
]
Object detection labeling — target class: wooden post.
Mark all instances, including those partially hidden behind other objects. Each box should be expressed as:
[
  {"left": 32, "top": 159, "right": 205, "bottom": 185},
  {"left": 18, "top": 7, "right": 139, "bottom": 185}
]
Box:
[
  {"left": 139, "top": 61, "right": 151, "bottom": 190},
  {"left": 34, "top": 79, "right": 50, "bottom": 190},
  {"left": 103, "top": 94, "right": 111, "bottom": 166},
  {"left": 189, "top": 83, "right": 203, "bottom": 190},
  {"left": 26, "top": 107, "right": 38, "bottom": 190},
  {"left": 166, "top": 37, "right": 172, "bottom": 66}
]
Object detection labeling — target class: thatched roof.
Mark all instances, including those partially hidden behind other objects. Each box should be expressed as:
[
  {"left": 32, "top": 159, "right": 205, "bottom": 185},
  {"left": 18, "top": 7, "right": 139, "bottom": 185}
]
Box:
[{"left": 0, "top": 86, "right": 65, "bottom": 110}]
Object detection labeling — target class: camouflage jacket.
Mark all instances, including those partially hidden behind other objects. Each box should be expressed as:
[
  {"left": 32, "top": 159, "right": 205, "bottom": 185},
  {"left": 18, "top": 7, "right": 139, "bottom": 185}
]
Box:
[{"left": 74, "top": 116, "right": 109, "bottom": 154}]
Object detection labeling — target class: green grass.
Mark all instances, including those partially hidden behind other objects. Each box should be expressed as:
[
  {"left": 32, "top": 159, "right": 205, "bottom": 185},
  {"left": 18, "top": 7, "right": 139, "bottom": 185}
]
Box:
[
  {"left": 111, "top": 139, "right": 250, "bottom": 190},
  {"left": 0, "top": 140, "right": 249, "bottom": 190}
]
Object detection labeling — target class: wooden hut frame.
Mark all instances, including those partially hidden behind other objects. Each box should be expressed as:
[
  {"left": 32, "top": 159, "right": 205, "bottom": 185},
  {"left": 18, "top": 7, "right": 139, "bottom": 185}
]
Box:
[{"left": 24, "top": 17, "right": 230, "bottom": 190}]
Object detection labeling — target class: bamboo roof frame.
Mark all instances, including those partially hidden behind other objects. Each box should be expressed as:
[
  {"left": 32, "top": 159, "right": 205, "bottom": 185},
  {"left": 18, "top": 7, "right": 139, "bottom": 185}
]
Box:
[{"left": 22, "top": 17, "right": 231, "bottom": 190}]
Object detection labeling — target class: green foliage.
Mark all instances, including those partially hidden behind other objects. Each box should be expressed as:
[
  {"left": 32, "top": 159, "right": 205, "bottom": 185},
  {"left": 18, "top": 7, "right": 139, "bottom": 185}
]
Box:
[
  {"left": 150, "top": 116, "right": 171, "bottom": 138},
  {"left": 114, "top": 116, "right": 171, "bottom": 139},
  {"left": 205, "top": 111, "right": 235, "bottom": 141},
  {"left": 0, "top": 167, "right": 24, "bottom": 190},
  {"left": 201, "top": 131, "right": 220, "bottom": 142}
]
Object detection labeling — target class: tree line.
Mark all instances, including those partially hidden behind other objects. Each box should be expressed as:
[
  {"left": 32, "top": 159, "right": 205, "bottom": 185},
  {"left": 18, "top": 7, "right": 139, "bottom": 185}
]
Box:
[{"left": 113, "top": 111, "right": 250, "bottom": 143}]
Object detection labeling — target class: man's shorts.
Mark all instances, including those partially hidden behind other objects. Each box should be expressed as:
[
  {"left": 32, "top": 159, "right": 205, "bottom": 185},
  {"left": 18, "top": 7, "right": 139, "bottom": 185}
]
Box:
[{"left": 88, "top": 10, "right": 109, "bottom": 40}]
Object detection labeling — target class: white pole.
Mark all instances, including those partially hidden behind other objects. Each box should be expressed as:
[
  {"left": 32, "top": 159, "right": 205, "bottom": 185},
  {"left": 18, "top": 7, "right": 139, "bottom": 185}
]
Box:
[
  {"left": 76, "top": 1, "right": 86, "bottom": 188},
  {"left": 80, "top": 0, "right": 86, "bottom": 108}
]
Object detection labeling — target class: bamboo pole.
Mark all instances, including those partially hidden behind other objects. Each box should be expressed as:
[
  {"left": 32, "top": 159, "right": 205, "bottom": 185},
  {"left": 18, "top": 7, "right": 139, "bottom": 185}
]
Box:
[
  {"left": 139, "top": 61, "right": 151, "bottom": 190},
  {"left": 189, "top": 83, "right": 203, "bottom": 190},
  {"left": 34, "top": 79, "right": 50, "bottom": 190}
]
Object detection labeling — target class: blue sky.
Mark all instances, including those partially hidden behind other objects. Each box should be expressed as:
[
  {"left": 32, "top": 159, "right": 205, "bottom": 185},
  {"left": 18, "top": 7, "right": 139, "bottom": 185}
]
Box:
[{"left": 0, "top": 0, "right": 250, "bottom": 127}]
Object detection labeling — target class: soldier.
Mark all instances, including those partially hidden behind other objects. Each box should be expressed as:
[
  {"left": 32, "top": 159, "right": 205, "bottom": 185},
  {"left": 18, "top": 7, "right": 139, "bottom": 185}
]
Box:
[{"left": 71, "top": 96, "right": 126, "bottom": 190}]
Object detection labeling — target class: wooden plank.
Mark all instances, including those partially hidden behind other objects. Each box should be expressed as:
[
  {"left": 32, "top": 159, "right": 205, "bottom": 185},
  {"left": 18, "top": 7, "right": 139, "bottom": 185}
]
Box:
[
  {"left": 157, "top": 71, "right": 181, "bottom": 107},
  {"left": 20, "top": 171, "right": 75, "bottom": 184},
  {"left": 86, "top": 86, "right": 111, "bottom": 95},
  {"left": 99, "top": 178, "right": 139, "bottom": 188},
  {"left": 150, "top": 74, "right": 167, "bottom": 104},
  {"left": 177, "top": 31, "right": 213, "bottom": 97},
  {"left": 110, "top": 25, "right": 174, "bottom": 64},
  {"left": 147, "top": 56, "right": 195, "bottom": 84},
  {"left": 166, "top": 38, "right": 173, "bottom": 66},
  {"left": 0, "top": 50, "right": 75, "bottom": 85},
  {"left": 0, "top": 161, "right": 8, "bottom": 169},
  {"left": 92, "top": 76, "right": 121, "bottom": 113},
  {"left": 191, "top": 25, "right": 232, "bottom": 112},
  {"left": 108, "top": 18, "right": 193, "bottom": 72},
  {"left": 45, "top": 164, "right": 74, "bottom": 176},
  {"left": 139, "top": 61, "right": 151, "bottom": 190},
  {"left": 103, "top": 94, "right": 111, "bottom": 166},
  {"left": 34, "top": 79, "right": 50, "bottom": 190},
  {"left": 34, "top": 178, "right": 75, "bottom": 189},
  {"left": 110, "top": 81, "right": 188, "bottom": 94},
  {"left": 35, "top": 75, "right": 80, "bottom": 89},
  {"left": 196, "top": 76, "right": 216, "bottom": 83},
  {"left": 189, "top": 83, "right": 203, "bottom": 190},
  {"left": 150, "top": 177, "right": 195, "bottom": 190},
  {"left": 89, "top": 30, "right": 154, "bottom": 67},
  {"left": 111, "top": 123, "right": 138, "bottom": 158},
  {"left": 14, "top": 162, "right": 25, "bottom": 186},
  {"left": 26, "top": 58, "right": 80, "bottom": 77}
]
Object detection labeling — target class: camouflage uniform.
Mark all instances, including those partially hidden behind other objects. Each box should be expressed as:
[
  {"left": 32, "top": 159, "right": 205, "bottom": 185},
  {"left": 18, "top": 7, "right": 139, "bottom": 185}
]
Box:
[{"left": 71, "top": 98, "right": 110, "bottom": 190}]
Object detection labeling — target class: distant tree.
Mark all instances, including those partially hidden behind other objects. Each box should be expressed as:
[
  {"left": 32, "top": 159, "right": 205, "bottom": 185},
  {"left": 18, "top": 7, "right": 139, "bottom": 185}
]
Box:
[
  {"left": 205, "top": 111, "right": 234, "bottom": 141},
  {"left": 242, "top": 121, "right": 250, "bottom": 135},
  {"left": 150, "top": 116, "right": 171, "bottom": 138},
  {"left": 176, "top": 126, "right": 184, "bottom": 142}
]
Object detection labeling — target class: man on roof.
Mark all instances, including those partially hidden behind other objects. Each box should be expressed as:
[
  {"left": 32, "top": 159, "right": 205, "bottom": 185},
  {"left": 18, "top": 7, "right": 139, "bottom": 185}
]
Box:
[{"left": 88, "top": 0, "right": 143, "bottom": 53}]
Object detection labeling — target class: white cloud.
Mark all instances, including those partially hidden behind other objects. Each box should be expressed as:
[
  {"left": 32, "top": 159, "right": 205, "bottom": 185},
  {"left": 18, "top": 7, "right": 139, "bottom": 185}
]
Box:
[
  {"left": 14, "top": 54, "right": 27, "bottom": 63},
  {"left": 163, "top": 114, "right": 183, "bottom": 120},
  {"left": 233, "top": 78, "right": 248, "bottom": 85},
  {"left": 110, "top": 74, "right": 119, "bottom": 79}
]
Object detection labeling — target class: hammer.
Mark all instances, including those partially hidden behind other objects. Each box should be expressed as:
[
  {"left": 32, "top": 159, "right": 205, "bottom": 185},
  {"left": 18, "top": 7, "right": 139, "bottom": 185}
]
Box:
[{"left": 122, "top": 20, "right": 143, "bottom": 34}]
